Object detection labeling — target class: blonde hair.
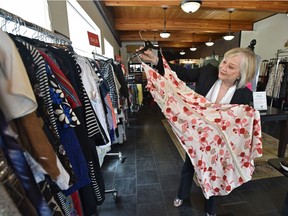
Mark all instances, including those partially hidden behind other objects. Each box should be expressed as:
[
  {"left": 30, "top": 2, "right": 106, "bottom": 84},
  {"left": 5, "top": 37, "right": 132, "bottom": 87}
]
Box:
[{"left": 221, "top": 48, "right": 256, "bottom": 88}]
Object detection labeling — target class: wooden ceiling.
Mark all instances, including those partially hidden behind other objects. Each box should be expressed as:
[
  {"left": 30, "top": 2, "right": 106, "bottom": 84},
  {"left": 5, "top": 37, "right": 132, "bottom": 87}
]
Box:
[{"left": 97, "top": 0, "right": 288, "bottom": 51}]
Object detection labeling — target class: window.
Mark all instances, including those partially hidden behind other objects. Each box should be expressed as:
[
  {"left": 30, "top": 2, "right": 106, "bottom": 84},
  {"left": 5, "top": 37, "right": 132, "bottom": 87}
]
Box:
[
  {"left": 67, "top": 0, "right": 101, "bottom": 58},
  {"left": 0, "top": 0, "right": 50, "bottom": 37}
]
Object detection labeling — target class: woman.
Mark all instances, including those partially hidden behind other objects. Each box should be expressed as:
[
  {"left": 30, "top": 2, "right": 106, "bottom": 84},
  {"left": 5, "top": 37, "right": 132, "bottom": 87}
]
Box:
[{"left": 138, "top": 47, "right": 257, "bottom": 216}]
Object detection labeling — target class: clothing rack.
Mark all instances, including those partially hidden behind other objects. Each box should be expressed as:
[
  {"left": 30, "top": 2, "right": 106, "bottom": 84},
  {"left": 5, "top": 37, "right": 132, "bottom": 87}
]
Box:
[
  {"left": 92, "top": 51, "right": 125, "bottom": 202},
  {"left": 270, "top": 48, "right": 288, "bottom": 108},
  {"left": 1, "top": 7, "right": 122, "bottom": 205},
  {"left": 92, "top": 51, "right": 124, "bottom": 162},
  {"left": 92, "top": 51, "right": 120, "bottom": 65},
  {"left": 0, "top": 8, "right": 71, "bottom": 45}
]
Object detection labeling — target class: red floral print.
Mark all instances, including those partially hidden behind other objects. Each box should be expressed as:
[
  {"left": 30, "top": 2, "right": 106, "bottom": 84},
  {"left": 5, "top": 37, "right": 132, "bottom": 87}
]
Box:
[{"left": 142, "top": 56, "right": 263, "bottom": 199}]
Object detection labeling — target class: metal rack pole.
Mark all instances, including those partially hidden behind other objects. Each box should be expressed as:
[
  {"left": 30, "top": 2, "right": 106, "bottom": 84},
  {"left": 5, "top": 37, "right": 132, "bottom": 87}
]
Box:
[{"left": 0, "top": 8, "right": 71, "bottom": 45}]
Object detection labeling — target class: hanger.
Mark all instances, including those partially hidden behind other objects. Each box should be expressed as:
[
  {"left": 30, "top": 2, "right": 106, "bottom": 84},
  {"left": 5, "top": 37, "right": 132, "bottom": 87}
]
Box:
[
  {"left": 138, "top": 29, "right": 160, "bottom": 53},
  {"left": 128, "top": 29, "right": 160, "bottom": 63}
]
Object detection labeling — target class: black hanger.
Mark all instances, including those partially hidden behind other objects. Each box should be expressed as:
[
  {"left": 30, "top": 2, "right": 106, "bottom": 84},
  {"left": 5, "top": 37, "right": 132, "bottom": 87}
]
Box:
[
  {"left": 143, "top": 40, "right": 160, "bottom": 51},
  {"left": 132, "top": 40, "right": 160, "bottom": 57},
  {"left": 128, "top": 30, "right": 160, "bottom": 63},
  {"left": 135, "top": 29, "right": 160, "bottom": 54}
]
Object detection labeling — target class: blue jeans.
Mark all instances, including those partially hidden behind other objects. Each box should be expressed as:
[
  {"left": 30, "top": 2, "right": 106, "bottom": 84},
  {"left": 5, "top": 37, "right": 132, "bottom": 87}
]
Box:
[{"left": 177, "top": 154, "right": 216, "bottom": 215}]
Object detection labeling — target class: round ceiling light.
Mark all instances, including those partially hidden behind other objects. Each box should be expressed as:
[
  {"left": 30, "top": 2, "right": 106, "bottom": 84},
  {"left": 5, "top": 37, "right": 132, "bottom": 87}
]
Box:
[
  {"left": 181, "top": 0, "right": 202, "bottom": 13},
  {"left": 205, "top": 41, "right": 214, "bottom": 46},
  {"left": 223, "top": 34, "right": 235, "bottom": 41},
  {"left": 160, "top": 31, "right": 171, "bottom": 38}
]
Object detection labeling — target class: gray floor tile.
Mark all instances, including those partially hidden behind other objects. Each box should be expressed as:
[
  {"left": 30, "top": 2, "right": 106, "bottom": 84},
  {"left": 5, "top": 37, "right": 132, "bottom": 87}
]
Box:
[
  {"left": 114, "top": 177, "right": 136, "bottom": 195},
  {"left": 137, "top": 184, "right": 163, "bottom": 204},
  {"left": 137, "top": 202, "right": 166, "bottom": 216},
  {"left": 115, "top": 165, "right": 136, "bottom": 179},
  {"left": 136, "top": 158, "right": 157, "bottom": 171},
  {"left": 98, "top": 103, "right": 286, "bottom": 216}
]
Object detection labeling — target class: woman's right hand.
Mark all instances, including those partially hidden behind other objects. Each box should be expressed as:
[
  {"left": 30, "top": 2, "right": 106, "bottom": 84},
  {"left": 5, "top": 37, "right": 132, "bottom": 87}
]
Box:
[{"left": 136, "top": 47, "right": 159, "bottom": 65}]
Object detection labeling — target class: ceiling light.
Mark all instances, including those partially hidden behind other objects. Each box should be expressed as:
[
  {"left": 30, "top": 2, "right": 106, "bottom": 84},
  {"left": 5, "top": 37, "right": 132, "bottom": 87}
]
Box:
[
  {"left": 206, "top": 36, "right": 214, "bottom": 46},
  {"left": 153, "top": 32, "right": 159, "bottom": 47},
  {"left": 223, "top": 9, "right": 235, "bottom": 41},
  {"left": 180, "top": 50, "right": 185, "bottom": 55},
  {"left": 160, "top": 32, "right": 171, "bottom": 38},
  {"left": 223, "top": 34, "right": 234, "bottom": 41},
  {"left": 205, "top": 41, "right": 214, "bottom": 46},
  {"left": 190, "top": 33, "right": 197, "bottom": 51},
  {"left": 160, "top": 7, "right": 170, "bottom": 39},
  {"left": 180, "top": 0, "right": 202, "bottom": 13}
]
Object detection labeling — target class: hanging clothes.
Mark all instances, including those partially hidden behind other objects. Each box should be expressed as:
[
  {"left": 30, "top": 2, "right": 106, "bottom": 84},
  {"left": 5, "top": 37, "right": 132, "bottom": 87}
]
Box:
[
  {"left": 0, "top": 30, "right": 37, "bottom": 122},
  {"left": 0, "top": 183, "right": 22, "bottom": 216},
  {"left": 11, "top": 35, "right": 77, "bottom": 187},
  {"left": 265, "top": 63, "right": 285, "bottom": 98},
  {"left": 76, "top": 55, "right": 112, "bottom": 165},
  {"left": 0, "top": 28, "right": 73, "bottom": 186},
  {"left": 87, "top": 58, "right": 118, "bottom": 135},
  {"left": 0, "top": 110, "right": 52, "bottom": 216},
  {"left": 0, "top": 147, "right": 38, "bottom": 216},
  {"left": 142, "top": 56, "right": 263, "bottom": 199},
  {"left": 98, "top": 59, "right": 120, "bottom": 109}
]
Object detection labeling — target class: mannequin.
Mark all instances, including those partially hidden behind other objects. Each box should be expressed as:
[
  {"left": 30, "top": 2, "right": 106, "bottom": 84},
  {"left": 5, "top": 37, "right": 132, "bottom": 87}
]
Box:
[{"left": 203, "top": 51, "right": 219, "bottom": 67}]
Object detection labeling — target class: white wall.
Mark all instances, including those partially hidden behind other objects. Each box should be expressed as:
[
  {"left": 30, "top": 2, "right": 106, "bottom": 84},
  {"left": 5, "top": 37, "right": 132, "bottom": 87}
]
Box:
[
  {"left": 47, "top": 0, "right": 120, "bottom": 58},
  {"left": 48, "top": 1, "right": 70, "bottom": 37},
  {"left": 240, "top": 14, "right": 288, "bottom": 60},
  {"left": 77, "top": 0, "right": 120, "bottom": 56}
]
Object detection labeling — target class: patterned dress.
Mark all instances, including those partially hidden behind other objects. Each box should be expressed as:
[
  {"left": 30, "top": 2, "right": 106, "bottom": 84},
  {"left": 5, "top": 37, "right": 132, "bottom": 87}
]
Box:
[{"left": 142, "top": 56, "right": 263, "bottom": 199}]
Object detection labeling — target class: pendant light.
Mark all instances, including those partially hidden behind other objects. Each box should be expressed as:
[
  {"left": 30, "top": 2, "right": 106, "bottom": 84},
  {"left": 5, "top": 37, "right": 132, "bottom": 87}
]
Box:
[
  {"left": 153, "top": 32, "right": 159, "bottom": 47},
  {"left": 180, "top": 50, "right": 185, "bottom": 55},
  {"left": 223, "top": 9, "right": 235, "bottom": 41},
  {"left": 205, "top": 35, "right": 214, "bottom": 46},
  {"left": 180, "top": 0, "right": 202, "bottom": 13},
  {"left": 190, "top": 33, "right": 197, "bottom": 51},
  {"left": 160, "top": 7, "right": 170, "bottom": 38}
]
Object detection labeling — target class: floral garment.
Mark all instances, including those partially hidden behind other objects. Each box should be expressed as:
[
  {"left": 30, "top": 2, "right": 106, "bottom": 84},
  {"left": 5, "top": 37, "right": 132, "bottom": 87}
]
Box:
[{"left": 142, "top": 56, "right": 263, "bottom": 199}]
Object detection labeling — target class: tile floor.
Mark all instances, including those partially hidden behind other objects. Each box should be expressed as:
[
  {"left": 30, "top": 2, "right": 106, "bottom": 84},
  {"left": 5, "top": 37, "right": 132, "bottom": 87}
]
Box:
[{"left": 97, "top": 101, "right": 288, "bottom": 216}]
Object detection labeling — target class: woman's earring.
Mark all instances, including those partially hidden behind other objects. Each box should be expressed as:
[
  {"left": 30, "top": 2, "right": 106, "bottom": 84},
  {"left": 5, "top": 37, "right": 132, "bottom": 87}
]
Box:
[{"left": 235, "top": 77, "right": 240, "bottom": 85}]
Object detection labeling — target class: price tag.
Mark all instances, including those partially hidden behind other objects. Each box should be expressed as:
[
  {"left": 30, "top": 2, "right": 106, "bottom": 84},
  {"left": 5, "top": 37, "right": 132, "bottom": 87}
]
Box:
[{"left": 253, "top": 91, "right": 267, "bottom": 110}]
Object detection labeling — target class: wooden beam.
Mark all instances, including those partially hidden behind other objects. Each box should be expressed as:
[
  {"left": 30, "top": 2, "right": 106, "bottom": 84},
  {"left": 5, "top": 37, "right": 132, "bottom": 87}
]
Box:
[
  {"left": 114, "top": 18, "right": 252, "bottom": 32},
  {"left": 104, "top": 1, "right": 288, "bottom": 12},
  {"left": 119, "top": 31, "right": 225, "bottom": 42}
]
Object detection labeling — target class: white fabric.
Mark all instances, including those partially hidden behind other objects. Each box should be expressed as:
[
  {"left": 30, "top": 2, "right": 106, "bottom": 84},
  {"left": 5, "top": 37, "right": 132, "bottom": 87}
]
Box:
[
  {"left": 0, "top": 30, "right": 37, "bottom": 121},
  {"left": 24, "top": 152, "right": 70, "bottom": 190},
  {"left": 205, "top": 79, "right": 236, "bottom": 104},
  {"left": 76, "top": 56, "right": 112, "bottom": 149}
]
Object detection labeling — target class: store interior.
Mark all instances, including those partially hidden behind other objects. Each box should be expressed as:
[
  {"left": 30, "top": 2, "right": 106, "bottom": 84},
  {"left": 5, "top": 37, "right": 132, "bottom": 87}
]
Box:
[{"left": 1, "top": 1, "right": 288, "bottom": 216}]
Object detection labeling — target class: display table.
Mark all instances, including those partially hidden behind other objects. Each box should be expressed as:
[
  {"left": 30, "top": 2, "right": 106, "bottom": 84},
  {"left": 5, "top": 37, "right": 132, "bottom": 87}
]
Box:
[{"left": 260, "top": 107, "right": 288, "bottom": 157}]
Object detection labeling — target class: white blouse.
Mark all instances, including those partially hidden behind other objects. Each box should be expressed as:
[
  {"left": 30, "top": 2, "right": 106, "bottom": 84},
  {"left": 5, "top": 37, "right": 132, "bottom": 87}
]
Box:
[{"left": 205, "top": 79, "right": 236, "bottom": 104}]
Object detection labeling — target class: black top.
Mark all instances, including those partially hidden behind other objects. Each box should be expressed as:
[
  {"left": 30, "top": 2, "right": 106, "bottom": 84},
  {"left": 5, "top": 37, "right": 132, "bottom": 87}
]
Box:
[{"left": 156, "top": 56, "right": 253, "bottom": 105}]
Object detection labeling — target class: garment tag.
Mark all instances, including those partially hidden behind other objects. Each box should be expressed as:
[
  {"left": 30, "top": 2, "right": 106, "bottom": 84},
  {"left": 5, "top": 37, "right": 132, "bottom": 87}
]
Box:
[{"left": 253, "top": 91, "right": 267, "bottom": 110}]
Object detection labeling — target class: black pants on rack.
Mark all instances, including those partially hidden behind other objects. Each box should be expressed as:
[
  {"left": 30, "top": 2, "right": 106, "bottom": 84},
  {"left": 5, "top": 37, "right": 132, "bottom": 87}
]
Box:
[{"left": 177, "top": 154, "right": 216, "bottom": 215}]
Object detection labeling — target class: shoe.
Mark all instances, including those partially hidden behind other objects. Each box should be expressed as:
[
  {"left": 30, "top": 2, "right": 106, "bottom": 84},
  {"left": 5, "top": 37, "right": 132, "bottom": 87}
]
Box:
[{"left": 173, "top": 197, "right": 183, "bottom": 207}]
